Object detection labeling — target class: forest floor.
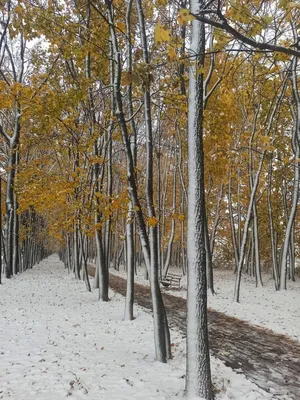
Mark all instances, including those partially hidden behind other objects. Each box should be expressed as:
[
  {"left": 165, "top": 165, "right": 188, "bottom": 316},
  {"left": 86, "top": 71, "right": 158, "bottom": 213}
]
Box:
[
  {"left": 90, "top": 266, "right": 300, "bottom": 400},
  {"left": 0, "top": 255, "right": 278, "bottom": 400}
]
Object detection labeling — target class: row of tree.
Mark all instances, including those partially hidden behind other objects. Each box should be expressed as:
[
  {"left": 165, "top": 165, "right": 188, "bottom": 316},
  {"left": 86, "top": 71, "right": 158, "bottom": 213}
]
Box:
[{"left": 0, "top": 0, "right": 299, "bottom": 398}]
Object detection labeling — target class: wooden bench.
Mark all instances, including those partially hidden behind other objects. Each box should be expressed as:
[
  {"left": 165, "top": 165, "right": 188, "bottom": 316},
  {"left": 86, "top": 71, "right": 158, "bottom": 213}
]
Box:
[{"left": 161, "top": 273, "right": 182, "bottom": 288}]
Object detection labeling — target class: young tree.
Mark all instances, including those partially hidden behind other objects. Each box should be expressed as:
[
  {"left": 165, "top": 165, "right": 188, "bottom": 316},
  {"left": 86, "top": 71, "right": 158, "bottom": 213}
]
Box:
[{"left": 185, "top": 0, "right": 213, "bottom": 398}]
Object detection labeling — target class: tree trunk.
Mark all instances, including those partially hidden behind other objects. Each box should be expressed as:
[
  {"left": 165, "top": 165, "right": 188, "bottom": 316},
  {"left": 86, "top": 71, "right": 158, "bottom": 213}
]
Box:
[
  {"left": 106, "top": 0, "right": 170, "bottom": 361},
  {"left": 185, "top": 1, "right": 213, "bottom": 397},
  {"left": 228, "top": 170, "right": 239, "bottom": 272},
  {"left": 233, "top": 154, "right": 265, "bottom": 302},
  {"left": 163, "top": 159, "right": 177, "bottom": 276},
  {"left": 267, "top": 159, "right": 279, "bottom": 290},
  {"left": 279, "top": 56, "right": 300, "bottom": 290},
  {"left": 135, "top": 0, "right": 171, "bottom": 362}
]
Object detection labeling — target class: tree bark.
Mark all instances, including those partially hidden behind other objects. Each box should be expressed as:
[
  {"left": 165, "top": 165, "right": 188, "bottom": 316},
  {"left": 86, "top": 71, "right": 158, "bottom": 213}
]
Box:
[
  {"left": 279, "top": 56, "right": 300, "bottom": 290},
  {"left": 106, "top": 0, "right": 171, "bottom": 361},
  {"left": 185, "top": 0, "right": 213, "bottom": 397}
]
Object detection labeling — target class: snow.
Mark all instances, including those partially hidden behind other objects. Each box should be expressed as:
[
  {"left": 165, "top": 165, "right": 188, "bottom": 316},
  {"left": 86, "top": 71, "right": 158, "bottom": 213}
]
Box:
[
  {"left": 0, "top": 255, "right": 280, "bottom": 399},
  {"left": 110, "top": 266, "right": 300, "bottom": 342},
  {"left": 208, "top": 270, "right": 300, "bottom": 342}
]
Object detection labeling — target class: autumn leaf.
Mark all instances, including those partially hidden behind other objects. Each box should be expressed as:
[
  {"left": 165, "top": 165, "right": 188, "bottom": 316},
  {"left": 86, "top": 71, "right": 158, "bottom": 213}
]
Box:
[
  {"left": 121, "top": 71, "right": 132, "bottom": 86},
  {"left": 167, "top": 45, "right": 177, "bottom": 61},
  {"left": 147, "top": 216, "right": 159, "bottom": 227},
  {"left": 177, "top": 214, "right": 185, "bottom": 222},
  {"left": 154, "top": 22, "right": 171, "bottom": 45},
  {"left": 177, "top": 8, "right": 194, "bottom": 25}
]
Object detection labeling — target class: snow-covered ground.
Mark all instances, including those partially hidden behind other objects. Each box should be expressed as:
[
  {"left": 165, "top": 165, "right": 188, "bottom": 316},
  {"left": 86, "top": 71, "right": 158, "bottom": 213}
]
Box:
[
  {"left": 110, "top": 266, "right": 300, "bottom": 342},
  {"left": 0, "top": 255, "right": 276, "bottom": 400}
]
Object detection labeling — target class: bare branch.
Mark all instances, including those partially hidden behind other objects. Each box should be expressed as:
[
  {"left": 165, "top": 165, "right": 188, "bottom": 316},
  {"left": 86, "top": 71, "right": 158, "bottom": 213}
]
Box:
[
  {"left": 191, "top": 13, "right": 300, "bottom": 58},
  {"left": 0, "top": 124, "right": 11, "bottom": 144}
]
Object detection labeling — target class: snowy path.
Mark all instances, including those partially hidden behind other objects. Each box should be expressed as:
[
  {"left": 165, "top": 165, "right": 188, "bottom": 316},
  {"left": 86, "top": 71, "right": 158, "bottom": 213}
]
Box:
[
  {"left": 88, "top": 267, "right": 300, "bottom": 400},
  {"left": 0, "top": 255, "right": 276, "bottom": 400}
]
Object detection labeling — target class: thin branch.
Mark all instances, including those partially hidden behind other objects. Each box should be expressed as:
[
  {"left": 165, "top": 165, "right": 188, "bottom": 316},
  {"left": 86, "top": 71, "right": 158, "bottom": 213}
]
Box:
[
  {"left": 191, "top": 13, "right": 300, "bottom": 58},
  {"left": 125, "top": 100, "right": 143, "bottom": 123},
  {"left": 0, "top": 124, "right": 11, "bottom": 144}
]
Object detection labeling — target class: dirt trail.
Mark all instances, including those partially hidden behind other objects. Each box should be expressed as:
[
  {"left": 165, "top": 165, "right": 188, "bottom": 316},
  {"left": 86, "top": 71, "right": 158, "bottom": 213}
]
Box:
[{"left": 88, "top": 266, "right": 300, "bottom": 399}]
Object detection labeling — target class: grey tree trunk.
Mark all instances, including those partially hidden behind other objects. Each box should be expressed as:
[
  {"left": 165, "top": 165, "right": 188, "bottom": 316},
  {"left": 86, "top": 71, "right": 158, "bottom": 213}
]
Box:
[
  {"left": 248, "top": 104, "right": 263, "bottom": 288},
  {"left": 0, "top": 177, "right": 2, "bottom": 284},
  {"left": 2, "top": 36, "right": 23, "bottom": 278},
  {"left": 135, "top": 0, "right": 171, "bottom": 362},
  {"left": 228, "top": 170, "right": 239, "bottom": 271},
  {"left": 12, "top": 192, "right": 19, "bottom": 275},
  {"left": 267, "top": 159, "right": 279, "bottom": 290},
  {"left": 163, "top": 159, "right": 177, "bottom": 276},
  {"left": 80, "top": 232, "right": 91, "bottom": 292},
  {"left": 234, "top": 68, "right": 288, "bottom": 301},
  {"left": 279, "top": 56, "right": 300, "bottom": 290},
  {"left": 205, "top": 213, "right": 214, "bottom": 294},
  {"left": 185, "top": 0, "right": 213, "bottom": 397},
  {"left": 234, "top": 153, "right": 265, "bottom": 302},
  {"left": 209, "top": 184, "right": 223, "bottom": 255},
  {"left": 252, "top": 201, "right": 263, "bottom": 287},
  {"left": 95, "top": 227, "right": 109, "bottom": 301},
  {"left": 124, "top": 0, "right": 136, "bottom": 321},
  {"left": 73, "top": 226, "right": 81, "bottom": 279},
  {"left": 106, "top": 0, "right": 170, "bottom": 361},
  {"left": 124, "top": 202, "right": 135, "bottom": 320}
]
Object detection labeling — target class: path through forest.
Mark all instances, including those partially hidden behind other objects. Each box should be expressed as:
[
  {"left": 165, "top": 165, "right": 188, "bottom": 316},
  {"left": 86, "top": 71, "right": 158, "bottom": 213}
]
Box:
[{"left": 88, "top": 266, "right": 300, "bottom": 399}]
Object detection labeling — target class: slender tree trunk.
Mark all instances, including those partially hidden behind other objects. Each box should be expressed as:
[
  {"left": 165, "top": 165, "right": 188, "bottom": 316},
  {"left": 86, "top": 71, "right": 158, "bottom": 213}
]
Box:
[
  {"left": 106, "top": 0, "right": 170, "bottom": 361},
  {"left": 267, "top": 159, "right": 279, "bottom": 290},
  {"left": 185, "top": 1, "right": 213, "bottom": 397},
  {"left": 248, "top": 105, "right": 263, "bottom": 288},
  {"left": 124, "top": 0, "right": 137, "bottom": 320},
  {"left": 12, "top": 193, "right": 19, "bottom": 275},
  {"left": 234, "top": 68, "right": 288, "bottom": 300},
  {"left": 163, "top": 159, "right": 177, "bottom": 276},
  {"left": 205, "top": 213, "right": 214, "bottom": 294},
  {"left": 73, "top": 225, "right": 80, "bottom": 279},
  {"left": 209, "top": 184, "right": 223, "bottom": 255},
  {"left": 228, "top": 170, "right": 239, "bottom": 271},
  {"left": 80, "top": 232, "right": 91, "bottom": 292},
  {"left": 0, "top": 177, "right": 2, "bottom": 284},
  {"left": 279, "top": 56, "right": 300, "bottom": 290},
  {"left": 124, "top": 202, "right": 135, "bottom": 320},
  {"left": 135, "top": 0, "right": 171, "bottom": 361},
  {"left": 95, "top": 226, "right": 109, "bottom": 301},
  {"left": 234, "top": 153, "right": 265, "bottom": 302},
  {"left": 252, "top": 201, "right": 263, "bottom": 287}
]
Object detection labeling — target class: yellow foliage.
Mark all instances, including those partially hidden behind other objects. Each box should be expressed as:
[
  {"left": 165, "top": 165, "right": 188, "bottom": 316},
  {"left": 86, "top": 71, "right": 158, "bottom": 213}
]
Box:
[
  {"left": 177, "top": 214, "right": 185, "bottom": 222},
  {"left": 154, "top": 22, "right": 171, "bottom": 46},
  {"left": 274, "top": 51, "right": 291, "bottom": 62},
  {"left": 147, "top": 216, "right": 159, "bottom": 227},
  {"left": 121, "top": 71, "right": 132, "bottom": 86},
  {"left": 177, "top": 8, "right": 194, "bottom": 25},
  {"left": 167, "top": 45, "right": 177, "bottom": 61},
  {"left": 155, "top": 0, "right": 168, "bottom": 6},
  {"left": 279, "top": 0, "right": 289, "bottom": 6},
  {"left": 287, "top": 1, "right": 300, "bottom": 8}
]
